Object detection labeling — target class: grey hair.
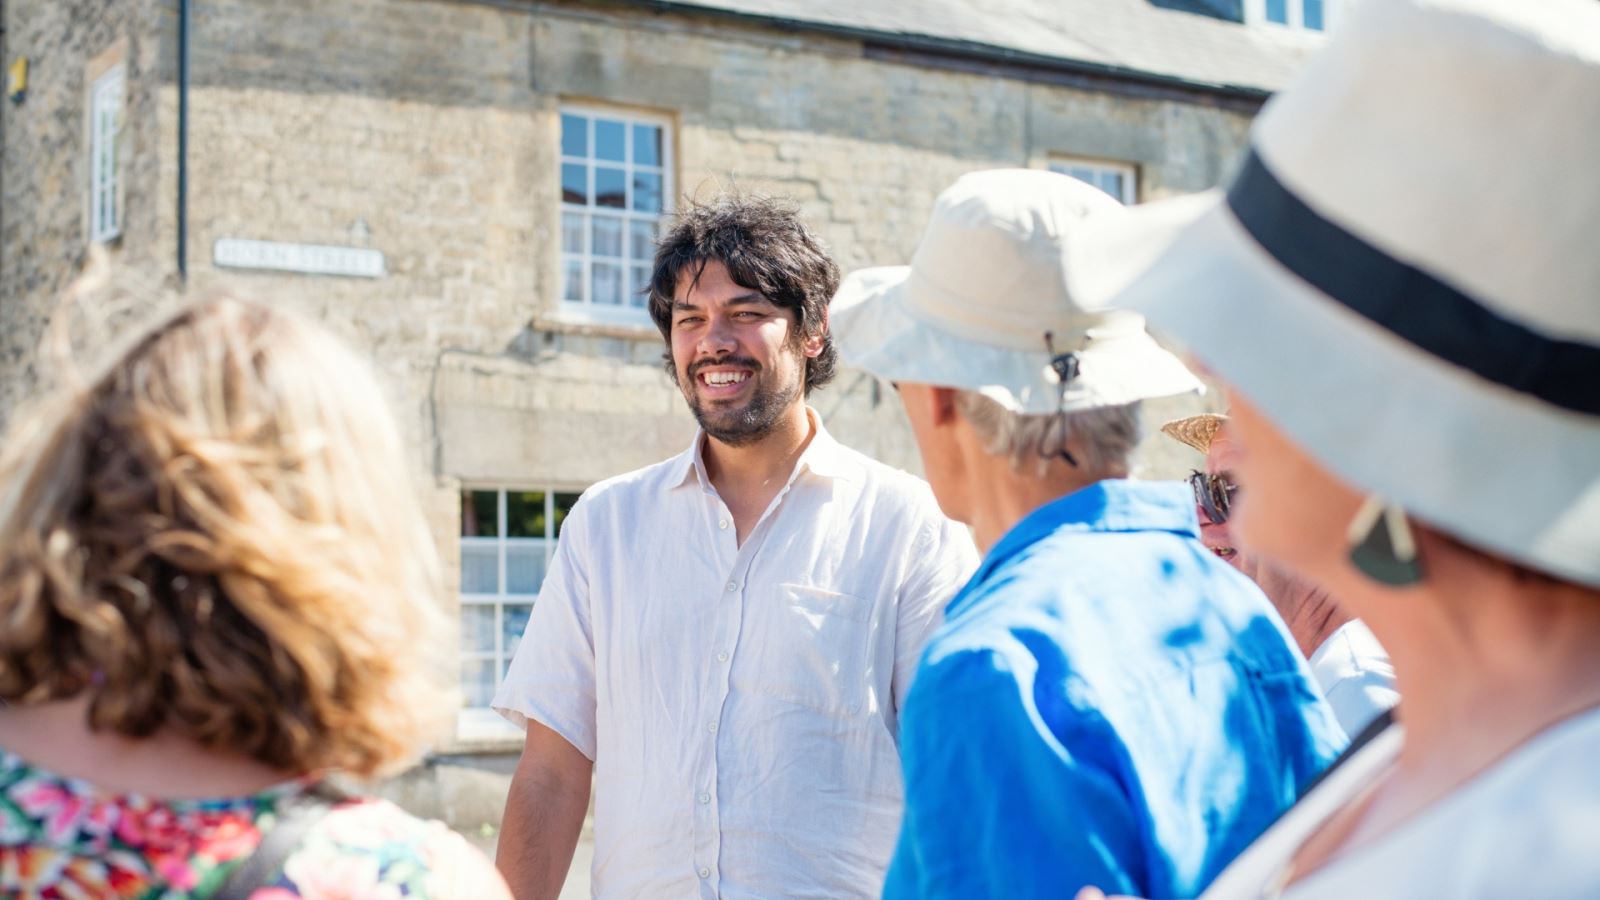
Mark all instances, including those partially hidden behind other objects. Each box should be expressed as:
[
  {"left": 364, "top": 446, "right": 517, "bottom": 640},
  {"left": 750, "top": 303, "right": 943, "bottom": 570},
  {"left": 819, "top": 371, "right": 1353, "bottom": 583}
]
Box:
[{"left": 954, "top": 391, "right": 1141, "bottom": 478}]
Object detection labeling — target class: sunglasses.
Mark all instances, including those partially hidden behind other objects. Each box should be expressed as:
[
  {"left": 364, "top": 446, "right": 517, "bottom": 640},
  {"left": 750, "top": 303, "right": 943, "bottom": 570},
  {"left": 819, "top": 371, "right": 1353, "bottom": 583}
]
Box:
[{"left": 1188, "top": 470, "right": 1240, "bottom": 526}]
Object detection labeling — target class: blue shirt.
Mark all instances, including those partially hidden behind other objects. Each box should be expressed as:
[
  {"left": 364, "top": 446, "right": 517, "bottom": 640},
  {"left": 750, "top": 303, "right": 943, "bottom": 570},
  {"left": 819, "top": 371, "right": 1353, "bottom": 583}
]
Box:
[{"left": 883, "top": 480, "right": 1345, "bottom": 900}]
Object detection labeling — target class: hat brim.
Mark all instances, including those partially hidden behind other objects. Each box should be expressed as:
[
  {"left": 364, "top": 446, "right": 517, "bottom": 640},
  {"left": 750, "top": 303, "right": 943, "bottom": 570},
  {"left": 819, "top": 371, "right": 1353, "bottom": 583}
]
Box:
[
  {"left": 831, "top": 266, "right": 1202, "bottom": 415},
  {"left": 1161, "top": 413, "right": 1227, "bottom": 455},
  {"left": 1072, "top": 191, "right": 1600, "bottom": 589}
]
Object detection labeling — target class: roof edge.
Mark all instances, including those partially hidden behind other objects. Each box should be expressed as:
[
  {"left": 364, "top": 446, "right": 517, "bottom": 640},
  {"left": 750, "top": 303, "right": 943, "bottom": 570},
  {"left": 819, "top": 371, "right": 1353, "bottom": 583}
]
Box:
[{"left": 610, "top": 0, "right": 1275, "bottom": 102}]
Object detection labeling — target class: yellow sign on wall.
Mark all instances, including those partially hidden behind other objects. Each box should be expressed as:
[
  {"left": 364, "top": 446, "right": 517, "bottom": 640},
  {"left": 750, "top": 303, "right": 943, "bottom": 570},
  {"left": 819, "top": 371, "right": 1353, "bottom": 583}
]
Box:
[{"left": 6, "top": 58, "right": 26, "bottom": 103}]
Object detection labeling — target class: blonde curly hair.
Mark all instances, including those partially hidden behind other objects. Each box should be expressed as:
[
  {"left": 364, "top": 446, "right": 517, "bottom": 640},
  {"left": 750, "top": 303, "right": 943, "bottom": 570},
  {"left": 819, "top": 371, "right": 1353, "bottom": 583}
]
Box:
[{"left": 0, "top": 292, "right": 451, "bottom": 777}]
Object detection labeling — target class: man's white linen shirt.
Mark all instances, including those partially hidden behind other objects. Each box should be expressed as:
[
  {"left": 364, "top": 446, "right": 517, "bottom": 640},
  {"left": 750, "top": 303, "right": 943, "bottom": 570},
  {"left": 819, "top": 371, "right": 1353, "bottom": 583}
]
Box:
[
  {"left": 493, "top": 417, "right": 978, "bottom": 899},
  {"left": 1308, "top": 618, "right": 1398, "bottom": 738}
]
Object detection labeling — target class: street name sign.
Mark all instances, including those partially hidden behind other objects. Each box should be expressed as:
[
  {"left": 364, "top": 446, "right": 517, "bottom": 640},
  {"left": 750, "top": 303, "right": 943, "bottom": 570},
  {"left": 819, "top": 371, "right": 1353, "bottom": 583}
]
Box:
[{"left": 213, "top": 238, "right": 385, "bottom": 279}]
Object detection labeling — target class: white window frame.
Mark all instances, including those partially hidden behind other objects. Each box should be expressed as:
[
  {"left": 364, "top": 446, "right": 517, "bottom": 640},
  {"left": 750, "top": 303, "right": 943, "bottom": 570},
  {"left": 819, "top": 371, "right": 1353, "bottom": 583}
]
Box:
[
  {"left": 456, "top": 486, "right": 582, "bottom": 743},
  {"left": 89, "top": 66, "right": 125, "bottom": 243},
  {"left": 557, "top": 104, "right": 674, "bottom": 328},
  {"left": 1048, "top": 157, "right": 1138, "bottom": 205},
  {"left": 1243, "top": 0, "right": 1339, "bottom": 33}
]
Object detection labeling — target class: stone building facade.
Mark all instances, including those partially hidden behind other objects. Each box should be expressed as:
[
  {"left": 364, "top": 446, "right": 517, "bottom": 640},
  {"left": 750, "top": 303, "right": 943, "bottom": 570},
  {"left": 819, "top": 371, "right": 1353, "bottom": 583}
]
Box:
[{"left": 0, "top": 0, "right": 1317, "bottom": 876}]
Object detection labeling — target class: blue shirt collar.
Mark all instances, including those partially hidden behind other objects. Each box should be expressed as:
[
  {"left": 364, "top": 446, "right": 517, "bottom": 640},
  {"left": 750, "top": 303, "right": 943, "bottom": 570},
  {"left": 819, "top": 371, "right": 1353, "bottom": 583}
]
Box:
[{"left": 976, "top": 479, "right": 1200, "bottom": 581}]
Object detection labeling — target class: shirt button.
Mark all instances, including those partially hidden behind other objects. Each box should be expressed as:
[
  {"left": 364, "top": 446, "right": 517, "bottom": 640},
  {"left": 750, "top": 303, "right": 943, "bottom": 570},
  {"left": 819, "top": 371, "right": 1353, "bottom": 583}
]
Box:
[
  {"left": 707, "top": 721, "right": 718, "bottom": 733},
  {"left": 697, "top": 792, "right": 710, "bottom": 804},
  {"left": 717, "top": 651, "right": 729, "bottom": 663},
  {"left": 718, "top": 519, "right": 729, "bottom": 530},
  {"left": 698, "top": 867, "right": 711, "bottom": 879},
  {"left": 725, "top": 581, "right": 738, "bottom": 592}
]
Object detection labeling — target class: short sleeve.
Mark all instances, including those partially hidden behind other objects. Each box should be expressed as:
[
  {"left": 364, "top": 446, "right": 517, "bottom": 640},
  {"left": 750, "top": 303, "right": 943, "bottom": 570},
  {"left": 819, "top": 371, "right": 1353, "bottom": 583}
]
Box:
[
  {"left": 1322, "top": 671, "right": 1400, "bottom": 739},
  {"left": 892, "top": 514, "right": 979, "bottom": 716},
  {"left": 491, "top": 497, "right": 598, "bottom": 760}
]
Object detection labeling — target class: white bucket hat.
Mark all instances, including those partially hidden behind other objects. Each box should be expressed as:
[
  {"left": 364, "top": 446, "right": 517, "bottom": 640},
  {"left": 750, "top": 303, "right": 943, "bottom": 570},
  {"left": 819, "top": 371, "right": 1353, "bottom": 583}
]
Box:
[
  {"left": 1070, "top": 0, "right": 1600, "bottom": 588},
  {"left": 830, "top": 169, "right": 1201, "bottom": 415}
]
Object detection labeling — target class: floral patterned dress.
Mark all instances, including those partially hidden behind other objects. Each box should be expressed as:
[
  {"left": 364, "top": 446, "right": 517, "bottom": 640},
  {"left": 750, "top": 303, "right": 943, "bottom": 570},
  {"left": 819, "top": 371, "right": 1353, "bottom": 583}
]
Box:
[{"left": 0, "top": 749, "right": 507, "bottom": 899}]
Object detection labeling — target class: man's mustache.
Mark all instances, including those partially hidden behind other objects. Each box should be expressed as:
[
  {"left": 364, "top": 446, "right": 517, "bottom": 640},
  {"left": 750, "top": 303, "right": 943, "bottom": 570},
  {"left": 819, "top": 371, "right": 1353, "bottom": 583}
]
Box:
[{"left": 687, "top": 356, "right": 762, "bottom": 379}]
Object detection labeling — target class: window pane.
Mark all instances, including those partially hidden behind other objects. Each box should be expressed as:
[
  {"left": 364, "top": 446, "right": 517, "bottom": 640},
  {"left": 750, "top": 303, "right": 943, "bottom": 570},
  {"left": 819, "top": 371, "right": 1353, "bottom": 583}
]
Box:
[
  {"left": 461, "top": 658, "right": 496, "bottom": 708},
  {"left": 506, "top": 540, "right": 547, "bottom": 594},
  {"left": 460, "top": 542, "right": 499, "bottom": 594},
  {"left": 630, "top": 265, "right": 652, "bottom": 308},
  {"left": 90, "top": 74, "right": 122, "bottom": 241},
  {"left": 595, "top": 119, "right": 626, "bottom": 162},
  {"left": 563, "top": 258, "right": 585, "bottom": 303},
  {"left": 502, "top": 604, "right": 534, "bottom": 655},
  {"left": 1102, "top": 172, "right": 1127, "bottom": 202},
  {"left": 592, "top": 263, "right": 623, "bottom": 305},
  {"left": 1266, "top": 0, "right": 1288, "bottom": 23},
  {"left": 554, "top": 492, "right": 583, "bottom": 538},
  {"left": 505, "top": 491, "right": 547, "bottom": 538},
  {"left": 633, "top": 124, "right": 662, "bottom": 167},
  {"left": 632, "top": 172, "right": 663, "bottom": 214},
  {"left": 461, "top": 490, "right": 498, "bottom": 536},
  {"left": 562, "top": 212, "right": 585, "bottom": 254},
  {"left": 461, "top": 604, "right": 497, "bottom": 654},
  {"left": 592, "top": 215, "right": 623, "bottom": 259},
  {"left": 560, "top": 113, "right": 587, "bottom": 158},
  {"left": 1303, "top": 0, "right": 1324, "bottom": 30},
  {"left": 595, "top": 166, "right": 626, "bottom": 209},
  {"left": 629, "top": 219, "right": 657, "bottom": 261},
  {"left": 562, "top": 163, "right": 588, "bottom": 205}
]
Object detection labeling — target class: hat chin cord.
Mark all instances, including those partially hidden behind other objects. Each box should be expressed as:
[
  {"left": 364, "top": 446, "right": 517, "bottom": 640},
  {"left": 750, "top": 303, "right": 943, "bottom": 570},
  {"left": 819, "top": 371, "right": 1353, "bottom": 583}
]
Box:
[
  {"left": 1035, "top": 412, "right": 1081, "bottom": 469},
  {"left": 1041, "top": 331, "right": 1082, "bottom": 468}
]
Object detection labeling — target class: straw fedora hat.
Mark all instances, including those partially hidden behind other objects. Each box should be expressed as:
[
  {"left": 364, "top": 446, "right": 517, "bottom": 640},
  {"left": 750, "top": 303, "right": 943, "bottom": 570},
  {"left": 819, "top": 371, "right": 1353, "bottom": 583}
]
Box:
[
  {"left": 1070, "top": 0, "right": 1600, "bottom": 588},
  {"left": 830, "top": 169, "right": 1200, "bottom": 415},
  {"left": 1162, "top": 413, "right": 1227, "bottom": 455}
]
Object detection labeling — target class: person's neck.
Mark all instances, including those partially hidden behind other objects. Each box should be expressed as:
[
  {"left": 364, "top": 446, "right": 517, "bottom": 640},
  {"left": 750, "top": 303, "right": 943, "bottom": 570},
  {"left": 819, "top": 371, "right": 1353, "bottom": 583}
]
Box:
[
  {"left": 1342, "top": 558, "right": 1600, "bottom": 785},
  {"left": 0, "top": 695, "right": 300, "bottom": 799},
  {"left": 1288, "top": 586, "right": 1352, "bottom": 659},
  {"left": 702, "top": 402, "right": 815, "bottom": 509},
  {"left": 1247, "top": 558, "right": 1352, "bottom": 658},
  {"left": 967, "top": 455, "right": 1102, "bottom": 553}
]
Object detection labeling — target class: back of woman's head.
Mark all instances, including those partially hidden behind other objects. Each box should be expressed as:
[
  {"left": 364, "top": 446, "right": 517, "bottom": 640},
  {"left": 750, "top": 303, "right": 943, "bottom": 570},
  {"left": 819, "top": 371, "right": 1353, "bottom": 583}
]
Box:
[{"left": 0, "top": 292, "right": 450, "bottom": 778}]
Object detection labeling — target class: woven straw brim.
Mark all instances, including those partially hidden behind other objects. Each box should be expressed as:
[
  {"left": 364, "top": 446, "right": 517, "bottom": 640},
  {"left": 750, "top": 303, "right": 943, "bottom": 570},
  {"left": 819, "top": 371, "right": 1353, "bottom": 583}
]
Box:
[{"left": 1160, "top": 413, "right": 1227, "bottom": 454}]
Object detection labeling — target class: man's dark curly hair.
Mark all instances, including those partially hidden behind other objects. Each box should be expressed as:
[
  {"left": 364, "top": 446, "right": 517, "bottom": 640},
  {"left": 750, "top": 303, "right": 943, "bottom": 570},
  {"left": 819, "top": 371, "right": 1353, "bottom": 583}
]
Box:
[{"left": 648, "top": 193, "right": 840, "bottom": 395}]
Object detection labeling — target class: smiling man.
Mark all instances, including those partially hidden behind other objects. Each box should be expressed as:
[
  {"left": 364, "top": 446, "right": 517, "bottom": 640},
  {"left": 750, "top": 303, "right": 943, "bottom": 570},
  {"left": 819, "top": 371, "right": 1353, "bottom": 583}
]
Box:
[{"left": 492, "top": 194, "right": 977, "bottom": 900}]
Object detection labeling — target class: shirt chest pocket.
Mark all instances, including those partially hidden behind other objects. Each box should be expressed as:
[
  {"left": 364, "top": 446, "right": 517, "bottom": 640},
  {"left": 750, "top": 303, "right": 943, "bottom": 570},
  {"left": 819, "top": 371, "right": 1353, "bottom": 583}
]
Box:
[{"left": 754, "top": 583, "right": 876, "bottom": 717}]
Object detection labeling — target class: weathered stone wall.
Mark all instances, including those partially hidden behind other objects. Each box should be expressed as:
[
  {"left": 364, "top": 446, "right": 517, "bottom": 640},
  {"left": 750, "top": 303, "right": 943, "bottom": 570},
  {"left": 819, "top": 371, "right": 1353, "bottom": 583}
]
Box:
[
  {"left": 0, "top": 0, "right": 168, "bottom": 417},
  {"left": 0, "top": 0, "right": 1245, "bottom": 861},
  {"left": 4, "top": 0, "right": 1240, "bottom": 479}
]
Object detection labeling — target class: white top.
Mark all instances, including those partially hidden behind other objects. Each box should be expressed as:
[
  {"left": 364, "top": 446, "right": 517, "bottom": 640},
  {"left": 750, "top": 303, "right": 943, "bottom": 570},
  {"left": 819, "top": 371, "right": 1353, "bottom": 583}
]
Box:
[
  {"left": 1308, "top": 619, "right": 1398, "bottom": 738},
  {"left": 1201, "top": 706, "right": 1600, "bottom": 899},
  {"left": 494, "top": 414, "right": 978, "bottom": 900}
]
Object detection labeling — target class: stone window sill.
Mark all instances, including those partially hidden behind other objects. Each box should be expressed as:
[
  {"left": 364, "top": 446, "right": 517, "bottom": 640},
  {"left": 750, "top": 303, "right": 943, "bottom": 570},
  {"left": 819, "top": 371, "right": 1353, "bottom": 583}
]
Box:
[
  {"left": 533, "top": 304, "right": 659, "bottom": 341},
  {"left": 445, "top": 708, "right": 524, "bottom": 755}
]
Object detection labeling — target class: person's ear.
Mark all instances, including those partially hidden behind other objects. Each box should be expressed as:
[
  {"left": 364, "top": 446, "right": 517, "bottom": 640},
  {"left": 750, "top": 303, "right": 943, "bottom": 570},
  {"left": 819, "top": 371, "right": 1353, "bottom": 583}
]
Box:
[
  {"left": 801, "top": 308, "right": 828, "bottom": 358},
  {"left": 929, "top": 386, "right": 958, "bottom": 427}
]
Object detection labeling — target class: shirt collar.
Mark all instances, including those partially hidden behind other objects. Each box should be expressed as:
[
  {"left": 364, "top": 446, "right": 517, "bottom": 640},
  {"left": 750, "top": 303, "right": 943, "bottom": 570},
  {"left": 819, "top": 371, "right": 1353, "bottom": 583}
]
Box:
[
  {"left": 978, "top": 479, "right": 1201, "bottom": 576},
  {"left": 666, "top": 406, "right": 861, "bottom": 492}
]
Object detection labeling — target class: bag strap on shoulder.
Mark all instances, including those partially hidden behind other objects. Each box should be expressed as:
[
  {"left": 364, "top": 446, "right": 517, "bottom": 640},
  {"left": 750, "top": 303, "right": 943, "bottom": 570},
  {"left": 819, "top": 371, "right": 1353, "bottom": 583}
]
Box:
[
  {"left": 1298, "top": 707, "right": 1397, "bottom": 800},
  {"left": 213, "top": 781, "right": 350, "bottom": 900}
]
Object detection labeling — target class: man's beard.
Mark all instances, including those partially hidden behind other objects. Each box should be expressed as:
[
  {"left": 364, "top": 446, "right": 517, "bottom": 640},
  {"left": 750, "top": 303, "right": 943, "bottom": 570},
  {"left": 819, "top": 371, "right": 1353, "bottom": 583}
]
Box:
[{"left": 684, "top": 355, "right": 803, "bottom": 447}]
